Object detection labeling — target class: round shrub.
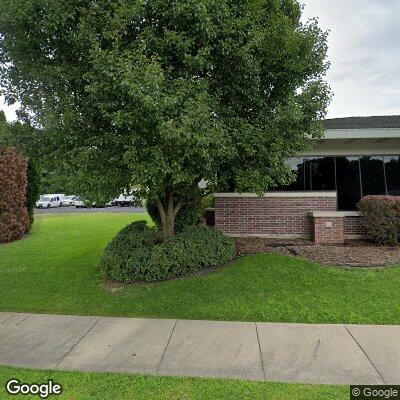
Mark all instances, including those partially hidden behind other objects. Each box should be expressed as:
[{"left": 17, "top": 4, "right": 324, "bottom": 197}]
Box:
[
  {"left": 146, "top": 197, "right": 203, "bottom": 232},
  {"left": 117, "top": 220, "right": 149, "bottom": 236},
  {"left": 358, "top": 195, "right": 400, "bottom": 245},
  {"left": 101, "top": 221, "right": 236, "bottom": 283}
]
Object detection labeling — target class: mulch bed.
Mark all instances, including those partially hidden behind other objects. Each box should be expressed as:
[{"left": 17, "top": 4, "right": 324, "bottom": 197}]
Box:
[{"left": 235, "top": 237, "right": 400, "bottom": 268}]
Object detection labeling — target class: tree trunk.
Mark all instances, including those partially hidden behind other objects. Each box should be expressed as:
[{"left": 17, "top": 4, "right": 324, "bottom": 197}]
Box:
[{"left": 155, "top": 188, "right": 181, "bottom": 242}]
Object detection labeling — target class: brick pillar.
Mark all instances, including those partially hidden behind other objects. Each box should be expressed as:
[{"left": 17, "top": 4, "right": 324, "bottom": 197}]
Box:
[{"left": 310, "top": 212, "right": 345, "bottom": 244}]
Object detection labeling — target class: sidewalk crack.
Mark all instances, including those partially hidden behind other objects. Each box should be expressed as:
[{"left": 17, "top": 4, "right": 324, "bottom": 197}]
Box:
[
  {"left": 0, "top": 313, "right": 15, "bottom": 325},
  {"left": 54, "top": 317, "right": 102, "bottom": 369},
  {"left": 255, "top": 322, "right": 267, "bottom": 381},
  {"left": 344, "top": 324, "right": 386, "bottom": 384},
  {"left": 16, "top": 314, "right": 32, "bottom": 325},
  {"left": 156, "top": 320, "right": 177, "bottom": 374}
]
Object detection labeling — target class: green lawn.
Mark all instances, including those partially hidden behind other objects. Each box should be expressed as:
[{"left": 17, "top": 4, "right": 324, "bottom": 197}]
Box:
[
  {"left": 0, "top": 366, "right": 347, "bottom": 400},
  {"left": 0, "top": 213, "right": 399, "bottom": 324}
]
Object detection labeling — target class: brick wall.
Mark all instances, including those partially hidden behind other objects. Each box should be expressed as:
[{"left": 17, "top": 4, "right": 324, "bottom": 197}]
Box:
[
  {"left": 215, "top": 193, "right": 337, "bottom": 238},
  {"left": 344, "top": 215, "right": 366, "bottom": 239}
]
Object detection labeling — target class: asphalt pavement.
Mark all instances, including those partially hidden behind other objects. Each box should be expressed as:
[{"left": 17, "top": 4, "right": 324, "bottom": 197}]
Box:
[{"left": 35, "top": 206, "right": 146, "bottom": 214}]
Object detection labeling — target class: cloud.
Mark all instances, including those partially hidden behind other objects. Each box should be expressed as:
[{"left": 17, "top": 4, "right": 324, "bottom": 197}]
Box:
[{"left": 302, "top": 0, "right": 400, "bottom": 118}]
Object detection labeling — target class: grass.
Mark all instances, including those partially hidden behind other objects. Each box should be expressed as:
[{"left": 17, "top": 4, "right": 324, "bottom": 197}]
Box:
[
  {"left": 0, "top": 213, "right": 399, "bottom": 324},
  {"left": 0, "top": 366, "right": 347, "bottom": 399}
]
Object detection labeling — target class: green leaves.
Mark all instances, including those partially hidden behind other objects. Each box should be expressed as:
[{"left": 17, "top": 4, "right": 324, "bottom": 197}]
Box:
[
  {"left": 0, "top": 0, "right": 331, "bottom": 207},
  {"left": 101, "top": 222, "right": 236, "bottom": 283}
]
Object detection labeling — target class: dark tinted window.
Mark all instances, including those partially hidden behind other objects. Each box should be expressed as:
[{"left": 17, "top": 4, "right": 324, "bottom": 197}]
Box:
[
  {"left": 384, "top": 155, "right": 400, "bottom": 196},
  {"left": 276, "top": 158, "right": 305, "bottom": 190},
  {"left": 307, "top": 157, "right": 336, "bottom": 191},
  {"left": 360, "top": 156, "right": 386, "bottom": 196},
  {"left": 275, "top": 154, "right": 398, "bottom": 210},
  {"left": 336, "top": 157, "right": 361, "bottom": 210}
]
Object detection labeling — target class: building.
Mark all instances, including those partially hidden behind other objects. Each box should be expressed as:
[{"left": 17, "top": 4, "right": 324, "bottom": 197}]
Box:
[
  {"left": 214, "top": 116, "right": 400, "bottom": 243},
  {"left": 284, "top": 115, "right": 400, "bottom": 210}
]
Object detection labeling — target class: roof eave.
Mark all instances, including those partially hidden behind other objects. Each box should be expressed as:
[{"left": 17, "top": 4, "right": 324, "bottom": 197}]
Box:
[{"left": 322, "top": 128, "right": 400, "bottom": 140}]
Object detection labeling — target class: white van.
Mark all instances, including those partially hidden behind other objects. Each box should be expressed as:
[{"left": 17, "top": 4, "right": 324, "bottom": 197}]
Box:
[{"left": 36, "top": 194, "right": 65, "bottom": 209}]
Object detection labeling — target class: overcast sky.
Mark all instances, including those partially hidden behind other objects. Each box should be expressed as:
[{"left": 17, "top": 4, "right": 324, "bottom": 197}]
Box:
[
  {"left": 1, "top": 0, "right": 399, "bottom": 121},
  {"left": 302, "top": 0, "right": 400, "bottom": 118}
]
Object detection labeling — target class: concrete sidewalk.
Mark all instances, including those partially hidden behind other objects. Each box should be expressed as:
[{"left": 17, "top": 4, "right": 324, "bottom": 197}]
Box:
[{"left": 0, "top": 312, "right": 398, "bottom": 384}]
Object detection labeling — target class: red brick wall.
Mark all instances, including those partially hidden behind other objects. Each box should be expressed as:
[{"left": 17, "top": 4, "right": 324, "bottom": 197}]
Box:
[
  {"left": 344, "top": 215, "right": 366, "bottom": 238},
  {"left": 312, "top": 217, "right": 344, "bottom": 244},
  {"left": 215, "top": 194, "right": 337, "bottom": 238}
]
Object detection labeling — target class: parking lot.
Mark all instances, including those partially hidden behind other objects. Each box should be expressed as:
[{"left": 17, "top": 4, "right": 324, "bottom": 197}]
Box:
[{"left": 35, "top": 206, "right": 146, "bottom": 214}]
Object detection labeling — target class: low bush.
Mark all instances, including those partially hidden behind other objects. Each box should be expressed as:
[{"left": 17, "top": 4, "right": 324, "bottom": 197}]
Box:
[
  {"left": 146, "top": 197, "right": 204, "bottom": 232},
  {"left": 117, "top": 219, "right": 149, "bottom": 237},
  {"left": 358, "top": 196, "right": 400, "bottom": 245},
  {"left": 101, "top": 221, "right": 236, "bottom": 283}
]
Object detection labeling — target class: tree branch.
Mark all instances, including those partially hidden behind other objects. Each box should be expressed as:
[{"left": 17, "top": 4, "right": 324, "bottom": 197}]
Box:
[
  {"left": 155, "top": 196, "right": 166, "bottom": 222},
  {"left": 167, "top": 188, "right": 174, "bottom": 219},
  {"left": 173, "top": 200, "right": 182, "bottom": 217}
]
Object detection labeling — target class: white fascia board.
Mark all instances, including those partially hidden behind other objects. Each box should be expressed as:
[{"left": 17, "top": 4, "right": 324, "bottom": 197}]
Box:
[
  {"left": 299, "top": 138, "right": 400, "bottom": 156},
  {"left": 322, "top": 128, "right": 400, "bottom": 140}
]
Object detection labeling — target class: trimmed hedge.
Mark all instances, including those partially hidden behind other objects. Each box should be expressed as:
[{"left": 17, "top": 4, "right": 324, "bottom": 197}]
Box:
[
  {"left": 146, "top": 197, "right": 203, "bottom": 232},
  {"left": 101, "top": 221, "right": 236, "bottom": 283},
  {"left": 0, "top": 147, "right": 30, "bottom": 243},
  {"left": 358, "top": 195, "right": 400, "bottom": 245}
]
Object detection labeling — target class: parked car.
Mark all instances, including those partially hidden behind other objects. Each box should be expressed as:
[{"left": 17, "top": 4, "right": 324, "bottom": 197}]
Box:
[
  {"left": 72, "top": 196, "right": 85, "bottom": 208},
  {"left": 73, "top": 197, "right": 106, "bottom": 208},
  {"left": 36, "top": 194, "right": 64, "bottom": 208},
  {"left": 61, "top": 195, "right": 77, "bottom": 206},
  {"left": 112, "top": 194, "right": 134, "bottom": 207}
]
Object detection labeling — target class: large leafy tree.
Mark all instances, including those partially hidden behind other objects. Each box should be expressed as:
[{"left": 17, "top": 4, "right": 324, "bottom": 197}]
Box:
[
  {"left": 0, "top": 110, "right": 6, "bottom": 143},
  {"left": 0, "top": 0, "right": 330, "bottom": 240}
]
